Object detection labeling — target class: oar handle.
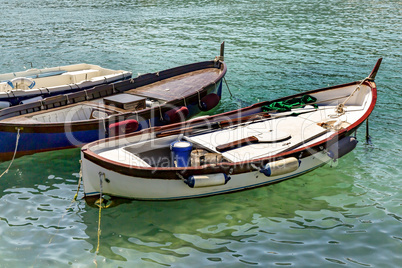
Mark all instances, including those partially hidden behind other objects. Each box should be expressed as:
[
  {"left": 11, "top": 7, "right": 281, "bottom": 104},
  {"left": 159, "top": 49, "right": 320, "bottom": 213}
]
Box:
[
  {"left": 155, "top": 126, "right": 194, "bottom": 138},
  {"left": 216, "top": 136, "right": 259, "bottom": 152}
]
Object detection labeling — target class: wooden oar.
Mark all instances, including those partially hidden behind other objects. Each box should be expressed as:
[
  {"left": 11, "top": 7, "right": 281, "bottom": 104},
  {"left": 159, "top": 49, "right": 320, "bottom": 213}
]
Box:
[
  {"left": 216, "top": 131, "right": 291, "bottom": 152},
  {"left": 280, "top": 129, "right": 330, "bottom": 153},
  {"left": 156, "top": 105, "right": 325, "bottom": 139},
  {"left": 216, "top": 129, "right": 330, "bottom": 153},
  {"left": 187, "top": 108, "right": 320, "bottom": 139},
  {"left": 155, "top": 112, "right": 271, "bottom": 138}
]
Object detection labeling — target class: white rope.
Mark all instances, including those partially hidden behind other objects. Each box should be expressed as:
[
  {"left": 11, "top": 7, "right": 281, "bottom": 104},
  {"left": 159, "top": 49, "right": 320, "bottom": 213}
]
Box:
[
  {"left": 197, "top": 90, "right": 202, "bottom": 108},
  {"left": 336, "top": 77, "right": 369, "bottom": 115},
  {"left": 159, "top": 106, "right": 164, "bottom": 121},
  {"left": 0, "top": 128, "right": 21, "bottom": 178},
  {"left": 102, "top": 117, "right": 106, "bottom": 134}
]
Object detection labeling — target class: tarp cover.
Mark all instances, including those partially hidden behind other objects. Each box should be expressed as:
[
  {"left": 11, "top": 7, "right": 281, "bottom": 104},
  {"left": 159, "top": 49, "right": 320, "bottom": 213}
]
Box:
[{"left": 262, "top": 95, "right": 317, "bottom": 112}]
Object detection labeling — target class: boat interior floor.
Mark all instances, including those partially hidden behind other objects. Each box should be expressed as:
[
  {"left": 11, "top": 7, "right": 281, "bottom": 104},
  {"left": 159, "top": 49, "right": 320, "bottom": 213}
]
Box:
[
  {"left": 96, "top": 104, "right": 366, "bottom": 167},
  {"left": 186, "top": 105, "right": 366, "bottom": 162},
  {"left": 125, "top": 68, "right": 222, "bottom": 102},
  {"left": 6, "top": 67, "right": 222, "bottom": 124}
]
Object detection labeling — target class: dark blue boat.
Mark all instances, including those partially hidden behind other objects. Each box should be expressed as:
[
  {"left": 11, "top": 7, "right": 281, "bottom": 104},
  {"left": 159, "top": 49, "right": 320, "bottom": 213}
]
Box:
[{"left": 0, "top": 52, "right": 227, "bottom": 161}]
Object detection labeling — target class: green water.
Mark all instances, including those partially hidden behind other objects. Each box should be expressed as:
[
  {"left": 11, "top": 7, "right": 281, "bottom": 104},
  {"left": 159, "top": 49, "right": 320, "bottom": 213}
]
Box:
[{"left": 0, "top": 0, "right": 401, "bottom": 267}]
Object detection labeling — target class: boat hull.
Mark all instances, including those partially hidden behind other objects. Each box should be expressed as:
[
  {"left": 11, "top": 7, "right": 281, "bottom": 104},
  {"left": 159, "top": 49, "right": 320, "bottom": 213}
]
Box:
[
  {"left": 0, "top": 72, "right": 224, "bottom": 161},
  {"left": 80, "top": 58, "right": 381, "bottom": 201},
  {"left": 81, "top": 152, "right": 332, "bottom": 200}
]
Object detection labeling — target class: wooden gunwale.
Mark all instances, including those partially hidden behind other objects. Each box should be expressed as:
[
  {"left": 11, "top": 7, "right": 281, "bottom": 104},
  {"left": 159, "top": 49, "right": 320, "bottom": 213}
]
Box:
[{"left": 82, "top": 79, "right": 377, "bottom": 179}]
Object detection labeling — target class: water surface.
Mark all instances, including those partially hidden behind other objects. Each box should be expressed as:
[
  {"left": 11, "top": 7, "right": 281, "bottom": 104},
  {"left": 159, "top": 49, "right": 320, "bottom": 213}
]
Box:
[{"left": 0, "top": 0, "right": 401, "bottom": 267}]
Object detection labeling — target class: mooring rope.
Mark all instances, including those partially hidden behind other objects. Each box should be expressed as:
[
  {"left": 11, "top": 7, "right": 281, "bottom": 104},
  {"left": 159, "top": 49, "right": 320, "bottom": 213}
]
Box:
[
  {"left": 223, "top": 77, "right": 253, "bottom": 107},
  {"left": 197, "top": 90, "right": 202, "bottom": 108},
  {"left": 223, "top": 77, "right": 233, "bottom": 98},
  {"left": 0, "top": 128, "right": 21, "bottom": 179},
  {"left": 96, "top": 172, "right": 105, "bottom": 254},
  {"left": 366, "top": 117, "right": 372, "bottom": 145},
  {"left": 159, "top": 106, "right": 164, "bottom": 121},
  {"left": 74, "top": 160, "right": 83, "bottom": 201},
  {"left": 336, "top": 77, "right": 369, "bottom": 115},
  {"left": 183, "top": 96, "right": 187, "bottom": 107}
]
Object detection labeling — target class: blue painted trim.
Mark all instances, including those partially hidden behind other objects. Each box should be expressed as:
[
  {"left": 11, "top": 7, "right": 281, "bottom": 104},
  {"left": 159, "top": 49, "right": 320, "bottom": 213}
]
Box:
[
  {"left": 28, "top": 80, "right": 36, "bottom": 89},
  {"left": 7, "top": 81, "right": 14, "bottom": 89},
  {"left": 0, "top": 129, "right": 101, "bottom": 154},
  {"left": 26, "top": 70, "right": 67, "bottom": 79}
]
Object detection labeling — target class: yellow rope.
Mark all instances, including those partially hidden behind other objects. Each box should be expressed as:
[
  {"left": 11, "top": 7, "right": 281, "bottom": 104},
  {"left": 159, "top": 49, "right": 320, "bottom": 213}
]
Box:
[
  {"left": 0, "top": 128, "right": 21, "bottom": 179},
  {"left": 96, "top": 200, "right": 102, "bottom": 253},
  {"left": 93, "top": 172, "right": 110, "bottom": 266},
  {"left": 95, "top": 172, "right": 105, "bottom": 256},
  {"left": 74, "top": 160, "right": 83, "bottom": 201}
]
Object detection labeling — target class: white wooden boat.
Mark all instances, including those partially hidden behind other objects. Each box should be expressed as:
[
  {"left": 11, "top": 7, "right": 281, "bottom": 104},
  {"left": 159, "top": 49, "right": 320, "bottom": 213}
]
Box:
[
  {"left": 81, "top": 58, "right": 381, "bottom": 201},
  {"left": 0, "top": 63, "right": 132, "bottom": 108}
]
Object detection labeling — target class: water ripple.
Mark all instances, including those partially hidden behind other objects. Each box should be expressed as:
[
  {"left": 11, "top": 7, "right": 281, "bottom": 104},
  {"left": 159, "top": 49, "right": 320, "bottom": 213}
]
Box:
[{"left": 0, "top": 0, "right": 401, "bottom": 267}]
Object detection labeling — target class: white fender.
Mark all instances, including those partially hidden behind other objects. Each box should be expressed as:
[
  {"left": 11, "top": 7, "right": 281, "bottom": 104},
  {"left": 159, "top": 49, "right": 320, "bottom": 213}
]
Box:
[
  {"left": 0, "top": 101, "right": 11, "bottom": 109},
  {"left": 185, "top": 173, "right": 231, "bottom": 188},
  {"left": 20, "top": 96, "right": 43, "bottom": 104},
  {"left": 260, "top": 157, "right": 300, "bottom": 177}
]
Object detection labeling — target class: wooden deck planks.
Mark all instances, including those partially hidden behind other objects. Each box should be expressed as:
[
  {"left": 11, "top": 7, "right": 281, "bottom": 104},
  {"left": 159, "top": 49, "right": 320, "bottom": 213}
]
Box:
[{"left": 125, "top": 68, "right": 222, "bottom": 101}]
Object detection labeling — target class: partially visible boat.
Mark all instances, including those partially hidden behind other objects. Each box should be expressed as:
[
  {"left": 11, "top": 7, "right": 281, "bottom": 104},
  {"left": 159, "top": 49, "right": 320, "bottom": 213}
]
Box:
[
  {"left": 0, "top": 45, "right": 227, "bottom": 161},
  {"left": 81, "top": 58, "right": 381, "bottom": 201},
  {"left": 0, "top": 63, "right": 132, "bottom": 108}
]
